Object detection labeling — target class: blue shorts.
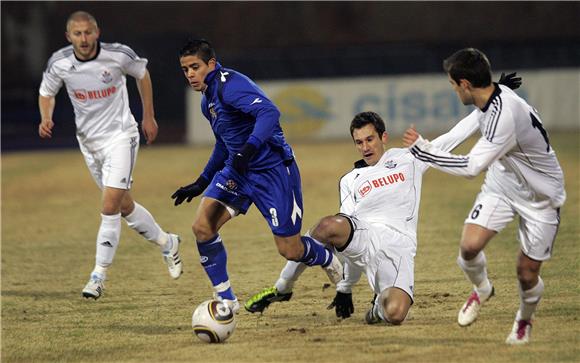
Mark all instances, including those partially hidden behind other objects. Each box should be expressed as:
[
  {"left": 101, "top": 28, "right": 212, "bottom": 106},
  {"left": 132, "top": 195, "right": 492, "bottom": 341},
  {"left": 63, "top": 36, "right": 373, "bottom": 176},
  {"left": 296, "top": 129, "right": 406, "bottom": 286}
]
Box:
[{"left": 204, "top": 160, "right": 303, "bottom": 237}]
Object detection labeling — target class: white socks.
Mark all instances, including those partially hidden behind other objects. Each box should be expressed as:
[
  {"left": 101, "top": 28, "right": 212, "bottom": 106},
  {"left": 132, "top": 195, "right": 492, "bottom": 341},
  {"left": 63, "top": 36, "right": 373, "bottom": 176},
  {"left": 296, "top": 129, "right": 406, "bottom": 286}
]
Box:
[
  {"left": 457, "top": 251, "right": 493, "bottom": 299},
  {"left": 519, "top": 276, "right": 544, "bottom": 321},
  {"left": 123, "top": 202, "right": 168, "bottom": 250},
  {"left": 95, "top": 213, "right": 121, "bottom": 271},
  {"left": 275, "top": 261, "right": 307, "bottom": 294}
]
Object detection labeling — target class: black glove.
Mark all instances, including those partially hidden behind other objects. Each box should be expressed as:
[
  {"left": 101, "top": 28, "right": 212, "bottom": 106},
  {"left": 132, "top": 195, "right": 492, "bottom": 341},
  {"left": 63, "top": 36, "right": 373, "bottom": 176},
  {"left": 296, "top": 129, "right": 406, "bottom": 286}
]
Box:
[
  {"left": 498, "top": 72, "right": 522, "bottom": 90},
  {"left": 327, "top": 291, "right": 354, "bottom": 319},
  {"left": 171, "top": 176, "right": 209, "bottom": 206},
  {"left": 232, "top": 143, "right": 257, "bottom": 175}
]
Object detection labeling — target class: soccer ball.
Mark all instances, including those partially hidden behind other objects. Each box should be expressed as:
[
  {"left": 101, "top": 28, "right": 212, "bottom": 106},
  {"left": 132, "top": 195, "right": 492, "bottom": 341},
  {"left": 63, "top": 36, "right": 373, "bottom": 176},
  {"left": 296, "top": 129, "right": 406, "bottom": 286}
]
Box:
[{"left": 191, "top": 299, "right": 236, "bottom": 343}]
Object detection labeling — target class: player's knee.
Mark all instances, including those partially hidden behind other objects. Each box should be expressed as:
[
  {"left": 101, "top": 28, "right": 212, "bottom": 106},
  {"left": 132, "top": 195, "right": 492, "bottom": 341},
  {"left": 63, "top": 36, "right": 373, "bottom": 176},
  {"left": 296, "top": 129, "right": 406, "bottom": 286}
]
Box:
[
  {"left": 459, "top": 242, "right": 482, "bottom": 260},
  {"left": 383, "top": 301, "right": 407, "bottom": 325},
  {"left": 277, "top": 244, "right": 303, "bottom": 261},
  {"left": 192, "top": 220, "right": 215, "bottom": 241},
  {"left": 311, "top": 216, "right": 342, "bottom": 242},
  {"left": 517, "top": 265, "right": 540, "bottom": 289}
]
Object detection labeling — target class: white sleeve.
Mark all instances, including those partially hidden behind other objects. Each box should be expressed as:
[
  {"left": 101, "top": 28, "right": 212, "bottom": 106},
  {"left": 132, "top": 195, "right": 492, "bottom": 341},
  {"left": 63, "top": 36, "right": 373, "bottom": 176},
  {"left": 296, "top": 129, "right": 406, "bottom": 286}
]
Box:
[
  {"left": 336, "top": 259, "right": 363, "bottom": 293},
  {"left": 39, "top": 61, "right": 63, "bottom": 97},
  {"left": 110, "top": 43, "right": 148, "bottom": 79},
  {"left": 338, "top": 174, "right": 355, "bottom": 215},
  {"left": 410, "top": 108, "right": 517, "bottom": 178}
]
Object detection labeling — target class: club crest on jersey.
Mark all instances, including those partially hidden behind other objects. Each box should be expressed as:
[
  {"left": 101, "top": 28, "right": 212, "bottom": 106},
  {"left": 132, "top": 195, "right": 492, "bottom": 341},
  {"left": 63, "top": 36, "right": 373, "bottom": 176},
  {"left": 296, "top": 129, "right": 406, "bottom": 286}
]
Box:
[
  {"left": 384, "top": 160, "right": 397, "bottom": 169},
  {"left": 358, "top": 181, "right": 372, "bottom": 198},
  {"left": 100, "top": 70, "right": 113, "bottom": 84},
  {"left": 208, "top": 103, "right": 217, "bottom": 120}
]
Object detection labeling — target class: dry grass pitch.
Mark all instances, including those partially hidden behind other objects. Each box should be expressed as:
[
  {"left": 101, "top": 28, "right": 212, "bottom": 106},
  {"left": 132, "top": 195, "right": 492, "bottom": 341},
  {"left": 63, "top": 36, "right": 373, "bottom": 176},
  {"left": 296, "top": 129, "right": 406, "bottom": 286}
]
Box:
[{"left": 2, "top": 133, "right": 578, "bottom": 362}]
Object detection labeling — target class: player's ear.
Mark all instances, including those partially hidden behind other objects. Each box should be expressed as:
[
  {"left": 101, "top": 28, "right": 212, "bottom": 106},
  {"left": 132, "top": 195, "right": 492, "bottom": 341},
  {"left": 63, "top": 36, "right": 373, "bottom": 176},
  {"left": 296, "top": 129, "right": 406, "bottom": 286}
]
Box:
[
  {"left": 65, "top": 31, "right": 71, "bottom": 43},
  {"left": 381, "top": 131, "right": 389, "bottom": 144},
  {"left": 459, "top": 79, "right": 472, "bottom": 90}
]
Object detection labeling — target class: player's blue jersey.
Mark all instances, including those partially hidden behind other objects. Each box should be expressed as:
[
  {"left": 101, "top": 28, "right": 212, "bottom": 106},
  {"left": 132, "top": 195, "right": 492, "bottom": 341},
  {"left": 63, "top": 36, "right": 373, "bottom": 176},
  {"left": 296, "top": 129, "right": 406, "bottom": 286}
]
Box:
[{"left": 199, "top": 63, "right": 294, "bottom": 182}]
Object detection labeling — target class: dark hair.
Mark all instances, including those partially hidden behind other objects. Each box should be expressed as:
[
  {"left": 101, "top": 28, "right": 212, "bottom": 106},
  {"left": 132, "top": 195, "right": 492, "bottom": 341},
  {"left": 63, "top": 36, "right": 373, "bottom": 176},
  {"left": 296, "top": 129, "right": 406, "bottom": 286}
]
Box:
[
  {"left": 178, "top": 39, "right": 216, "bottom": 64},
  {"left": 350, "top": 111, "right": 386, "bottom": 138},
  {"left": 443, "top": 48, "right": 492, "bottom": 88}
]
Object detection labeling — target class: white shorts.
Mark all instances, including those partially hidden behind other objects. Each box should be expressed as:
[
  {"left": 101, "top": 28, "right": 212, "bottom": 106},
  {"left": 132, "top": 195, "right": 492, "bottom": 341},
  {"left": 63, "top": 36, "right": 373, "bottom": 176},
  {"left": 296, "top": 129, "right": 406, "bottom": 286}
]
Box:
[
  {"left": 337, "top": 216, "right": 416, "bottom": 302},
  {"left": 465, "top": 191, "right": 560, "bottom": 261},
  {"left": 78, "top": 130, "right": 140, "bottom": 190}
]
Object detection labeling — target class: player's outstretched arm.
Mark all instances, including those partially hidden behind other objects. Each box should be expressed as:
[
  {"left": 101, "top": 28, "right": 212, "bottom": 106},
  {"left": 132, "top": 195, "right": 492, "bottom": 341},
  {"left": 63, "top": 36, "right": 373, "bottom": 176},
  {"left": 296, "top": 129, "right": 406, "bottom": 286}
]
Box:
[
  {"left": 136, "top": 69, "right": 158, "bottom": 144},
  {"left": 38, "top": 95, "right": 56, "bottom": 138}
]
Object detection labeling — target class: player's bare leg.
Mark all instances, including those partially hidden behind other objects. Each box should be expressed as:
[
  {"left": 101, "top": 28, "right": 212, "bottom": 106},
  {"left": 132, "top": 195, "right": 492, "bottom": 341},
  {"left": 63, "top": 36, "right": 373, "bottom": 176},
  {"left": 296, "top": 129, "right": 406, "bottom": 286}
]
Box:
[
  {"left": 457, "top": 223, "right": 496, "bottom": 326},
  {"left": 192, "top": 197, "right": 239, "bottom": 312},
  {"left": 506, "top": 251, "right": 544, "bottom": 344}
]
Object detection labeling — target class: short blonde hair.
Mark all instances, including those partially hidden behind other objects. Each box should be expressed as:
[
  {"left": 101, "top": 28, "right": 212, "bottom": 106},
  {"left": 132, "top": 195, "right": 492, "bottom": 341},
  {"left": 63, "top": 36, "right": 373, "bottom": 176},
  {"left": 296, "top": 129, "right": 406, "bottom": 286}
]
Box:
[{"left": 66, "top": 11, "right": 98, "bottom": 32}]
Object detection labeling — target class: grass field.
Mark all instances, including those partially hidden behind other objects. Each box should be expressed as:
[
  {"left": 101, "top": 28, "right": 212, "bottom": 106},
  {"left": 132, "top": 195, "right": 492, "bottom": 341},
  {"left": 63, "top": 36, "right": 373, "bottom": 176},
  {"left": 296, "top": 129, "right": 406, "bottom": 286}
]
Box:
[{"left": 2, "top": 133, "right": 579, "bottom": 362}]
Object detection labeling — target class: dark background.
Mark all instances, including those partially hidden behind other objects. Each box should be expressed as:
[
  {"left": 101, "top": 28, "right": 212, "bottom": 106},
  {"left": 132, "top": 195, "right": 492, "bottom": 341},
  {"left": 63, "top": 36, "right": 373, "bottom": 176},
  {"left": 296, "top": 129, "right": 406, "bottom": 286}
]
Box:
[{"left": 2, "top": 1, "right": 580, "bottom": 150}]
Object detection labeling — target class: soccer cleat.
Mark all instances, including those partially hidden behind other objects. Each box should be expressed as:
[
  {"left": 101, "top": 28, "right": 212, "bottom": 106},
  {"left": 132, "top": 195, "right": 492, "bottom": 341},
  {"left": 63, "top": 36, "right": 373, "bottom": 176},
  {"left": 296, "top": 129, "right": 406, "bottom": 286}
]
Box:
[
  {"left": 457, "top": 285, "right": 495, "bottom": 327},
  {"left": 364, "top": 294, "right": 382, "bottom": 324},
  {"left": 244, "top": 286, "right": 293, "bottom": 314},
  {"left": 323, "top": 253, "right": 344, "bottom": 284},
  {"left": 163, "top": 233, "right": 183, "bottom": 279},
  {"left": 505, "top": 315, "right": 532, "bottom": 345},
  {"left": 214, "top": 294, "right": 240, "bottom": 314},
  {"left": 82, "top": 274, "right": 105, "bottom": 300}
]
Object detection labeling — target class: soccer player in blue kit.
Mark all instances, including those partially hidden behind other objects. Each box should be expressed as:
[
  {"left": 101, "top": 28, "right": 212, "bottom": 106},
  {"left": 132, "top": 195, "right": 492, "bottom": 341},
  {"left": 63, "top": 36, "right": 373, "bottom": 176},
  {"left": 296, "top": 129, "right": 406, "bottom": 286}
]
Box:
[{"left": 172, "top": 39, "right": 342, "bottom": 312}]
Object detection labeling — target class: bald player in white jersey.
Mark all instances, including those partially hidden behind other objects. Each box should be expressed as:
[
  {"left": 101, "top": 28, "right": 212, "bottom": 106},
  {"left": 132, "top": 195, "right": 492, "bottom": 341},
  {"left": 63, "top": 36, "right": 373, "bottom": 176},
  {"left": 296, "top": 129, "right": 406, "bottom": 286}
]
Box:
[
  {"left": 38, "top": 11, "right": 182, "bottom": 300},
  {"left": 403, "top": 48, "right": 566, "bottom": 345},
  {"left": 245, "top": 110, "right": 479, "bottom": 323}
]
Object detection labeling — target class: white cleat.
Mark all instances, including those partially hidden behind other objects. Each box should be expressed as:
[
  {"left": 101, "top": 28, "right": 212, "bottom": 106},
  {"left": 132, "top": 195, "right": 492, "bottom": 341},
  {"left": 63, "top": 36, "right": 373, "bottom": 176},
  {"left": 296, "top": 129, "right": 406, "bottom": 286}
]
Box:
[
  {"left": 506, "top": 315, "right": 532, "bottom": 345},
  {"left": 82, "top": 274, "right": 105, "bottom": 300},
  {"left": 323, "top": 253, "right": 343, "bottom": 284},
  {"left": 458, "top": 286, "right": 494, "bottom": 326},
  {"left": 163, "top": 233, "right": 183, "bottom": 279},
  {"left": 214, "top": 294, "right": 240, "bottom": 314}
]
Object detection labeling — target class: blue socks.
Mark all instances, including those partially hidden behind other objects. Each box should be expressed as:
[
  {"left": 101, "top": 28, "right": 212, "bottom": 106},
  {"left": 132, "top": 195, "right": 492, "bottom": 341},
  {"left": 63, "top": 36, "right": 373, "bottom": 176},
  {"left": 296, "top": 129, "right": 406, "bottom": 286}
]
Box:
[
  {"left": 300, "top": 236, "right": 333, "bottom": 267},
  {"left": 197, "top": 235, "right": 235, "bottom": 301}
]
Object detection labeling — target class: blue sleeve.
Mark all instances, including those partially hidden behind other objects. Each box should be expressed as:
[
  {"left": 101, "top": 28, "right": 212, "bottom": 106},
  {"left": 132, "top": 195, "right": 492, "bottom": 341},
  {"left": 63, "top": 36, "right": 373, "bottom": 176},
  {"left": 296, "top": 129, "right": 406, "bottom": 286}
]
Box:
[
  {"left": 200, "top": 133, "right": 228, "bottom": 182},
  {"left": 222, "top": 75, "right": 281, "bottom": 149}
]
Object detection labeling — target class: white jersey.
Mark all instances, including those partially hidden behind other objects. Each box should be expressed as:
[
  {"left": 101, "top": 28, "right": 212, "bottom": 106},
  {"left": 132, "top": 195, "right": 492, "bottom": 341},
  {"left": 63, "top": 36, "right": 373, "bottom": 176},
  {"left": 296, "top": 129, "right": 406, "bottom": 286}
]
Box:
[
  {"left": 39, "top": 42, "right": 148, "bottom": 151},
  {"left": 339, "top": 116, "right": 479, "bottom": 243},
  {"left": 409, "top": 84, "right": 566, "bottom": 209}
]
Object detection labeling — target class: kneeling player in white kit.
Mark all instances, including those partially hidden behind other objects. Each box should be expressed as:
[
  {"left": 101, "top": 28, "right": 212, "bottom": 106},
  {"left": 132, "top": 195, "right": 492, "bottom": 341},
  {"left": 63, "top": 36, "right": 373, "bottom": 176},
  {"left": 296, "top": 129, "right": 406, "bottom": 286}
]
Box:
[
  {"left": 245, "top": 110, "right": 482, "bottom": 324},
  {"left": 38, "top": 11, "right": 182, "bottom": 299},
  {"left": 403, "top": 48, "right": 566, "bottom": 344}
]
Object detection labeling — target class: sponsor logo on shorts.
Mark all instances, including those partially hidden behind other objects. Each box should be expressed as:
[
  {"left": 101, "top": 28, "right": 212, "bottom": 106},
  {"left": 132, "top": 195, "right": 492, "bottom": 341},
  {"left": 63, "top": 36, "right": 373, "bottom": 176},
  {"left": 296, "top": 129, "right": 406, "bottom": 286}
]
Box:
[
  {"left": 359, "top": 181, "right": 372, "bottom": 197},
  {"left": 200, "top": 256, "right": 208, "bottom": 263},
  {"left": 216, "top": 182, "right": 239, "bottom": 196}
]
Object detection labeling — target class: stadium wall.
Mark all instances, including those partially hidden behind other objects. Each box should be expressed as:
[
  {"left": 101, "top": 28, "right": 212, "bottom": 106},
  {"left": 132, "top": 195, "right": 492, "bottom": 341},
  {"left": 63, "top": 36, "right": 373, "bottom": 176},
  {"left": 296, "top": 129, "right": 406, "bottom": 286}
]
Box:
[{"left": 186, "top": 68, "right": 580, "bottom": 144}]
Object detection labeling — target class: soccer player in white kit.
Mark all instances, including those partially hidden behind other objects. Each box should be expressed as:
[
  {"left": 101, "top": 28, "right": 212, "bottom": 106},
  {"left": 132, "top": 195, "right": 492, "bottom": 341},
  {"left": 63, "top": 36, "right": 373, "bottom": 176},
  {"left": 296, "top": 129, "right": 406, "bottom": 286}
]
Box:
[
  {"left": 38, "top": 11, "right": 183, "bottom": 300},
  {"left": 403, "top": 48, "right": 566, "bottom": 344},
  {"left": 245, "top": 110, "right": 479, "bottom": 323}
]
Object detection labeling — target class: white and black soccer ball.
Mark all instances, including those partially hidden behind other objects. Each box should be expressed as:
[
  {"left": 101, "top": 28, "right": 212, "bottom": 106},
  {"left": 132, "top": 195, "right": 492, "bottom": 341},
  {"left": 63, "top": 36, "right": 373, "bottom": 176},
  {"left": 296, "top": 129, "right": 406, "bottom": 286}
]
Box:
[{"left": 191, "top": 299, "right": 236, "bottom": 343}]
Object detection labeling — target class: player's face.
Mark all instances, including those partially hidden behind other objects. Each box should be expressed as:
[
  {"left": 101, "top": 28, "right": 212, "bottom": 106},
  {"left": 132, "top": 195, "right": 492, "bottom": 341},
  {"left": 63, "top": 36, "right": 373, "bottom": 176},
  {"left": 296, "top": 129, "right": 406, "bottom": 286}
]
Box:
[
  {"left": 180, "top": 55, "right": 217, "bottom": 92},
  {"left": 448, "top": 75, "right": 474, "bottom": 106},
  {"left": 66, "top": 20, "right": 100, "bottom": 60},
  {"left": 352, "top": 124, "right": 388, "bottom": 166}
]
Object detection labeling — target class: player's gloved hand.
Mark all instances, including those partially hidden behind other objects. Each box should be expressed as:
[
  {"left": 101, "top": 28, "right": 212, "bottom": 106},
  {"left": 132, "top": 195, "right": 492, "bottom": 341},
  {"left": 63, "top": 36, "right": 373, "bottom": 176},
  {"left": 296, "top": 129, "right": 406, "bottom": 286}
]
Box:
[
  {"left": 327, "top": 291, "right": 354, "bottom": 319},
  {"left": 171, "top": 176, "right": 209, "bottom": 206},
  {"left": 232, "top": 143, "right": 257, "bottom": 175},
  {"left": 498, "top": 72, "right": 522, "bottom": 90}
]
